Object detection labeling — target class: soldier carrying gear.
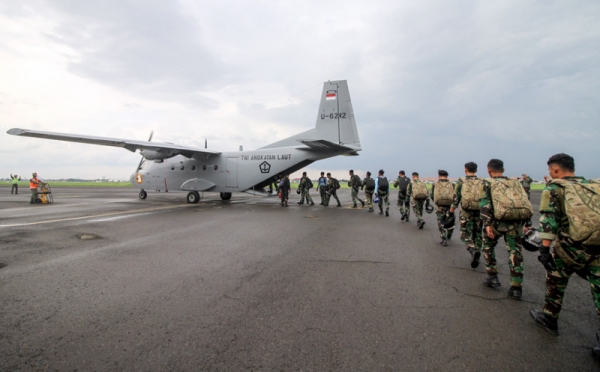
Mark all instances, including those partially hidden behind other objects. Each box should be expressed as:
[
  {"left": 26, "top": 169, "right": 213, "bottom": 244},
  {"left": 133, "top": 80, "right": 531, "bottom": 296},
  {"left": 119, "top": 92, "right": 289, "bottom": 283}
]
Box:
[
  {"left": 480, "top": 159, "right": 533, "bottom": 300},
  {"left": 362, "top": 172, "right": 375, "bottom": 212},
  {"left": 375, "top": 169, "right": 390, "bottom": 216},
  {"left": 279, "top": 174, "right": 291, "bottom": 207},
  {"left": 348, "top": 170, "right": 365, "bottom": 208},
  {"left": 324, "top": 172, "right": 341, "bottom": 207},
  {"left": 393, "top": 170, "right": 411, "bottom": 222},
  {"left": 521, "top": 173, "right": 534, "bottom": 200},
  {"left": 406, "top": 172, "right": 428, "bottom": 229},
  {"left": 317, "top": 172, "right": 328, "bottom": 205},
  {"left": 450, "top": 162, "right": 484, "bottom": 269},
  {"left": 528, "top": 153, "right": 600, "bottom": 358},
  {"left": 297, "top": 172, "right": 315, "bottom": 206},
  {"left": 431, "top": 170, "right": 455, "bottom": 246}
]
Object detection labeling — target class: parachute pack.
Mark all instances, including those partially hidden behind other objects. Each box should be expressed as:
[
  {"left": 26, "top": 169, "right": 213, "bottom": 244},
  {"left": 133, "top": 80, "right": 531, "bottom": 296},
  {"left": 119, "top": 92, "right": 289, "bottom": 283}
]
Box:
[
  {"left": 460, "top": 177, "right": 483, "bottom": 211},
  {"left": 307, "top": 177, "right": 314, "bottom": 189},
  {"left": 550, "top": 179, "right": 600, "bottom": 247},
  {"left": 332, "top": 178, "right": 341, "bottom": 190},
  {"left": 364, "top": 178, "right": 375, "bottom": 191},
  {"left": 352, "top": 175, "right": 363, "bottom": 188},
  {"left": 411, "top": 180, "right": 428, "bottom": 200},
  {"left": 486, "top": 178, "right": 533, "bottom": 221},
  {"left": 433, "top": 181, "right": 454, "bottom": 206},
  {"left": 378, "top": 177, "right": 389, "bottom": 192}
]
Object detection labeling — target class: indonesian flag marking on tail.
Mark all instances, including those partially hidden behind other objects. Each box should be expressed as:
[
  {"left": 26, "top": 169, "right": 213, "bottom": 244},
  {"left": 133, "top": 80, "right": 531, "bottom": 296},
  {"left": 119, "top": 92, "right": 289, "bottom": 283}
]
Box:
[{"left": 326, "top": 92, "right": 337, "bottom": 100}]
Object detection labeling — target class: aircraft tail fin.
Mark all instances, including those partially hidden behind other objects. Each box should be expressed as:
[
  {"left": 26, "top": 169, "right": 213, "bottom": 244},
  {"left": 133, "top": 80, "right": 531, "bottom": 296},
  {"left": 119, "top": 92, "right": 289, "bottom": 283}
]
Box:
[{"left": 260, "top": 80, "right": 361, "bottom": 152}]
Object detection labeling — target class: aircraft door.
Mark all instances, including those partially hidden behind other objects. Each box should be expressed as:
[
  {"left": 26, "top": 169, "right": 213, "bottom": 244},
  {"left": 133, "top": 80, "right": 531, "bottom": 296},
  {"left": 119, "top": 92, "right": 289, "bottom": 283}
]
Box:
[{"left": 226, "top": 157, "right": 238, "bottom": 188}]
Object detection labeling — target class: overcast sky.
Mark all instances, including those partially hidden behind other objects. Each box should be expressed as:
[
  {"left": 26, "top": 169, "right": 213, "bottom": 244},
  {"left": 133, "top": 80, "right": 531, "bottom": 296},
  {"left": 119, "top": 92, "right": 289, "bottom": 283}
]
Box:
[{"left": 1, "top": 0, "right": 598, "bottom": 181}]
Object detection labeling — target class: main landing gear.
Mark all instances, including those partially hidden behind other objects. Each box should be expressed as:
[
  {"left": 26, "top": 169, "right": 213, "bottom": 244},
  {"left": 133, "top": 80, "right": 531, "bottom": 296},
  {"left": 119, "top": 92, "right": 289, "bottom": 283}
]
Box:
[
  {"left": 220, "top": 192, "right": 232, "bottom": 201},
  {"left": 187, "top": 191, "right": 201, "bottom": 204}
]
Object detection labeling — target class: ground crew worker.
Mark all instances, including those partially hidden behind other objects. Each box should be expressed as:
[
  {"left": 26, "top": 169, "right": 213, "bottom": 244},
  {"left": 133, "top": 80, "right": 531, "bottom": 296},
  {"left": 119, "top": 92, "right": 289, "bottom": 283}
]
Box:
[
  {"left": 406, "top": 172, "right": 428, "bottom": 229},
  {"left": 362, "top": 172, "right": 375, "bottom": 212},
  {"left": 317, "top": 172, "right": 328, "bottom": 205},
  {"left": 431, "top": 170, "right": 454, "bottom": 246},
  {"left": 480, "top": 159, "right": 533, "bottom": 300},
  {"left": 29, "top": 172, "right": 45, "bottom": 204},
  {"left": 268, "top": 175, "right": 280, "bottom": 194},
  {"left": 348, "top": 170, "right": 365, "bottom": 208},
  {"left": 393, "top": 170, "right": 411, "bottom": 222},
  {"left": 528, "top": 153, "right": 600, "bottom": 358},
  {"left": 297, "top": 172, "right": 315, "bottom": 206},
  {"left": 10, "top": 174, "right": 20, "bottom": 194},
  {"left": 521, "top": 173, "right": 534, "bottom": 200},
  {"left": 325, "top": 172, "right": 341, "bottom": 207},
  {"left": 374, "top": 169, "right": 390, "bottom": 216},
  {"left": 450, "top": 162, "right": 483, "bottom": 268}
]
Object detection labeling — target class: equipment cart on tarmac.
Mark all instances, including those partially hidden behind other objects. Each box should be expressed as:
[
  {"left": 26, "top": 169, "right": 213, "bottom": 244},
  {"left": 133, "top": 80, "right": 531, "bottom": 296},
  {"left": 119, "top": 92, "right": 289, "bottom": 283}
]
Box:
[{"left": 37, "top": 184, "right": 54, "bottom": 204}]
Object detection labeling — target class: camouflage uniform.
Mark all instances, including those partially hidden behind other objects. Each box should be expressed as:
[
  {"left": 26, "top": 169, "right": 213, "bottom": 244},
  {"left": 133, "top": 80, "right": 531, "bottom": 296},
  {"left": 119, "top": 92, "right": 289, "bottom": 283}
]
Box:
[
  {"left": 538, "top": 177, "right": 600, "bottom": 322},
  {"left": 325, "top": 178, "right": 341, "bottom": 207},
  {"left": 362, "top": 177, "right": 375, "bottom": 210},
  {"left": 406, "top": 180, "right": 428, "bottom": 223},
  {"left": 452, "top": 176, "right": 483, "bottom": 252},
  {"left": 431, "top": 180, "right": 454, "bottom": 240},
  {"left": 349, "top": 174, "right": 364, "bottom": 207},
  {"left": 393, "top": 176, "right": 411, "bottom": 220},
  {"left": 480, "top": 177, "right": 532, "bottom": 287},
  {"left": 521, "top": 176, "right": 534, "bottom": 200},
  {"left": 376, "top": 176, "right": 390, "bottom": 214},
  {"left": 298, "top": 177, "right": 314, "bottom": 205}
]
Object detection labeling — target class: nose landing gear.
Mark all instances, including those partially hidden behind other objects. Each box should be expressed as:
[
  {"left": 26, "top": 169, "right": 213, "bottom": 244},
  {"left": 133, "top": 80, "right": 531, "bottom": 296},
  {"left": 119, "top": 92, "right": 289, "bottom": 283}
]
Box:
[
  {"left": 220, "top": 192, "right": 232, "bottom": 201},
  {"left": 139, "top": 190, "right": 147, "bottom": 199}
]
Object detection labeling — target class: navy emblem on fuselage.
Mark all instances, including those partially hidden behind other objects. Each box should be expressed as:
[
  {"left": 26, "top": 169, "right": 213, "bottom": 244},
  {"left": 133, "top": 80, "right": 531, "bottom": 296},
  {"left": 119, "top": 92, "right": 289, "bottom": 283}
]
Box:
[{"left": 259, "top": 161, "right": 271, "bottom": 173}]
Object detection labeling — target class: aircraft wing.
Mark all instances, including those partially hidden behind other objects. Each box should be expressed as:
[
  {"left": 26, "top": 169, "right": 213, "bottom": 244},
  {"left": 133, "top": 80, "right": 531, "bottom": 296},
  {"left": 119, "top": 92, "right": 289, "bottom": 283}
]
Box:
[{"left": 7, "top": 128, "right": 221, "bottom": 159}]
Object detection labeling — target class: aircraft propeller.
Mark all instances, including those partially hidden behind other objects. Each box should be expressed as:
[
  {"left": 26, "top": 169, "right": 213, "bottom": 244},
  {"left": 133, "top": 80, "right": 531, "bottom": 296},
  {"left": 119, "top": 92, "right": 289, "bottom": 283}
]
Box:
[{"left": 136, "top": 131, "right": 154, "bottom": 171}]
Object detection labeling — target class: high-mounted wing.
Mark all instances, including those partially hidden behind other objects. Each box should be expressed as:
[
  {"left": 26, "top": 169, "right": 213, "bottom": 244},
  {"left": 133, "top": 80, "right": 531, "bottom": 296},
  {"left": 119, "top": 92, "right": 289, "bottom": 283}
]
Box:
[{"left": 7, "top": 128, "right": 220, "bottom": 160}]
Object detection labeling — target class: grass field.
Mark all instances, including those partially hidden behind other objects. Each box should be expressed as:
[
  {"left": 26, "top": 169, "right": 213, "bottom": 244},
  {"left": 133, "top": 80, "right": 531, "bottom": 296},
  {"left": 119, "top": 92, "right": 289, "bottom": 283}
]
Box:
[{"left": 0, "top": 181, "right": 132, "bottom": 187}]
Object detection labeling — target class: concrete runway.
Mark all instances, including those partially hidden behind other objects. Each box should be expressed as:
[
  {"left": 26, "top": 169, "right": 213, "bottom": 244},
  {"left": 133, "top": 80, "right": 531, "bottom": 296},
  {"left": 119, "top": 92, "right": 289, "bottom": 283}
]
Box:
[{"left": 1, "top": 187, "right": 599, "bottom": 371}]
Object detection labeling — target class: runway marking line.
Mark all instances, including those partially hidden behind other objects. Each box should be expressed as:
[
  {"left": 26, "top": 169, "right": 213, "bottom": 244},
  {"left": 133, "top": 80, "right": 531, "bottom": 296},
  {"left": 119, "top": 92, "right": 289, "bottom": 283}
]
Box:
[{"left": 0, "top": 204, "right": 197, "bottom": 228}]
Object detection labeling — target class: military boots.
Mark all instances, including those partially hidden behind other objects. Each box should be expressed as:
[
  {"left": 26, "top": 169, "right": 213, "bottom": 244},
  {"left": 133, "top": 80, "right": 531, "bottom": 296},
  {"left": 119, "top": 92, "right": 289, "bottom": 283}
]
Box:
[
  {"left": 529, "top": 309, "right": 559, "bottom": 335},
  {"left": 483, "top": 274, "right": 501, "bottom": 288}
]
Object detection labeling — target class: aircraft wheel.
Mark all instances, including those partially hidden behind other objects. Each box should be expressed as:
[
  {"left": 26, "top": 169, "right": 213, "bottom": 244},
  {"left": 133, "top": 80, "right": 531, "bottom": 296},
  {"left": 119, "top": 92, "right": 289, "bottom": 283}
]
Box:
[
  {"left": 187, "top": 191, "right": 200, "bottom": 204},
  {"left": 220, "top": 192, "right": 232, "bottom": 201},
  {"left": 139, "top": 190, "right": 147, "bottom": 200}
]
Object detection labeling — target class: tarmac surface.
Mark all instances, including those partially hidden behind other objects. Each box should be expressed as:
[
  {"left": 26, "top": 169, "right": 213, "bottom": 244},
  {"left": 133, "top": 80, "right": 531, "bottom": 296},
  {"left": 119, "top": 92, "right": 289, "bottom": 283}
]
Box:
[{"left": 1, "top": 186, "right": 599, "bottom": 371}]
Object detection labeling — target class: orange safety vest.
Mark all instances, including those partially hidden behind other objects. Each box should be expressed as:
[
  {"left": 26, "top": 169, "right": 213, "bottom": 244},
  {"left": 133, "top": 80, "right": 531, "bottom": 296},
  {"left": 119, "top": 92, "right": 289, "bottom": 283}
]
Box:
[{"left": 30, "top": 177, "right": 39, "bottom": 189}]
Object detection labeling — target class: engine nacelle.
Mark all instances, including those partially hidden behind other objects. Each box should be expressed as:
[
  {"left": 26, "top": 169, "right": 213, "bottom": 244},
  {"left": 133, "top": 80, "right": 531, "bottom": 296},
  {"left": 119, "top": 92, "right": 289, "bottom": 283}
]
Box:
[{"left": 140, "top": 149, "right": 171, "bottom": 161}]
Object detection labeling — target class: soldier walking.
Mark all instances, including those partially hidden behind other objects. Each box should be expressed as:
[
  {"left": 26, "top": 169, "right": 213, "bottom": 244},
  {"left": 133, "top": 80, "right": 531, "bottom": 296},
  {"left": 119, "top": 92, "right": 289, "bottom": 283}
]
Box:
[
  {"left": 450, "top": 162, "right": 483, "bottom": 268},
  {"left": 375, "top": 170, "right": 390, "bottom": 216},
  {"left": 431, "top": 170, "right": 455, "bottom": 246},
  {"left": 520, "top": 173, "right": 534, "bottom": 200},
  {"left": 317, "top": 172, "right": 328, "bottom": 205},
  {"left": 297, "top": 172, "right": 315, "bottom": 206},
  {"left": 325, "top": 173, "right": 341, "bottom": 207},
  {"left": 362, "top": 172, "right": 375, "bottom": 212},
  {"left": 393, "top": 170, "right": 411, "bottom": 222},
  {"left": 406, "top": 172, "right": 428, "bottom": 229},
  {"left": 480, "top": 159, "right": 533, "bottom": 300},
  {"left": 528, "top": 153, "right": 600, "bottom": 358},
  {"left": 279, "top": 174, "right": 291, "bottom": 207},
  {"left": 348, "top": 170, "right": 365, "bottom": 208}
]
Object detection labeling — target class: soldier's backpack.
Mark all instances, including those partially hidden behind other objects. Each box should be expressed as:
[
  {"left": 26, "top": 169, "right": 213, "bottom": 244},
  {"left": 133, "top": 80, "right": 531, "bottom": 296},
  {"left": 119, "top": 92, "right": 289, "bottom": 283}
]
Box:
[
  {"left": 433, "top": 181, "right": 454, "bottom": 206},
  {"left": 332, "top": 178, "right": 341, "bottom": 190},
  {"left": 550, "top": 179, "right": 600, "bottom": 247},
  {"left": 460, "top": 177, "right": 483, "bottom": 211},
  {"left": 378, "top": 177, "right": 389, "bottom": 192},
  {"left": 352, "top": 175, "right": 363, "bottom": 188},
  {"left": 486, "top": 178, "right": 533, "bottom": 221},
  {"left": 364, "top": 178, "right": 375, "bottom": 191},
  {"left": 307, "top": 178, "right": 314, "bottom": 189},
  {"left": 411, "top": 180, "right": 429, "bottom": 200}
]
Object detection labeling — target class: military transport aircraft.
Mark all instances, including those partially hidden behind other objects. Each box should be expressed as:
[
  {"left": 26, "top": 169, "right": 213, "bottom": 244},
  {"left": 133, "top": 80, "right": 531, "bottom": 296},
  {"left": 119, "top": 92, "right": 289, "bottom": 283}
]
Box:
[{"left": 8, "top": 80, "right": 361, "bottom": 203}]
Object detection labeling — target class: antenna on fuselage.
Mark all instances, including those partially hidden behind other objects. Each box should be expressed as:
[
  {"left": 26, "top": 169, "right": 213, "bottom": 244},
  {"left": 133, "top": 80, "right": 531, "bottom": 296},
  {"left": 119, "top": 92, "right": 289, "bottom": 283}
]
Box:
[{"left": 205, "top": 139, "right": 207, "bottom": 149}]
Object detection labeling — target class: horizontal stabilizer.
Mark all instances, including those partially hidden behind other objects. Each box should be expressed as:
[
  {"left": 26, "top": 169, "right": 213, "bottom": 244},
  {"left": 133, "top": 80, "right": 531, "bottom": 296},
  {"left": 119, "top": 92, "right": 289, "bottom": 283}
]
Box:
[
  {"left": 298, "top": 139, "right": 359, "bottom": 154},
  {"left": 7, "top": 128, "right": 221, "bottom": 159},
  {"left": 180, "top": 178, "right": 216, "bottom": 191}
]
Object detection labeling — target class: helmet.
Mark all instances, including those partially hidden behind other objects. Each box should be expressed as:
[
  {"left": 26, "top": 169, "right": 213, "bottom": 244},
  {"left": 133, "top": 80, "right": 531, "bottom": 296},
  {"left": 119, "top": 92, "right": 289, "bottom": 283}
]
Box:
[
  {"left": 440, "top": 212, "right": 455, "bottom": 229},
  {"left": 523, "top": 228, "right": 541, "bottom": 252},
  {"left": 425, "top": 201, "right": 434, "bottom": 214}
]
